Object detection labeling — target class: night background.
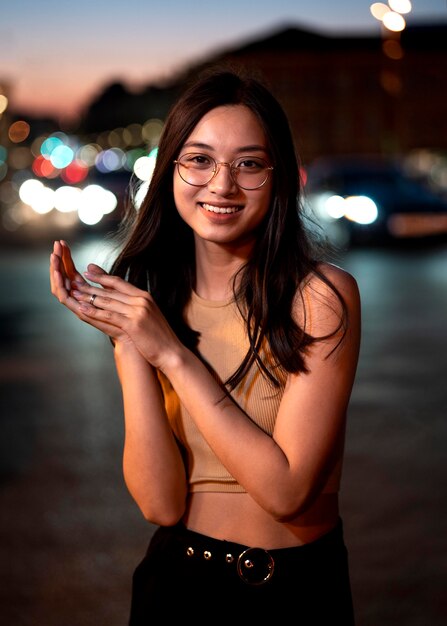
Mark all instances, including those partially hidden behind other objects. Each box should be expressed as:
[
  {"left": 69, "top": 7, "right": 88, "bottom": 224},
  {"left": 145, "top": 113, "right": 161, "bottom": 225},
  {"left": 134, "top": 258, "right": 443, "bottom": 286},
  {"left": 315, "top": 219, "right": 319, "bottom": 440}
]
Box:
[{"left": 1, "top": 2, "right": 446, "bottom": 624}]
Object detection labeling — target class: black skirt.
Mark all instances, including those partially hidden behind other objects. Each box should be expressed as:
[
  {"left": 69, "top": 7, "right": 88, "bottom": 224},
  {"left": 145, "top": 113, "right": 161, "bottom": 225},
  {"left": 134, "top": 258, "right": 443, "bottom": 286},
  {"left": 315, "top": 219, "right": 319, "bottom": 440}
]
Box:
[{"left": 129, "top": 517, "right": 355, "bottom": 625}]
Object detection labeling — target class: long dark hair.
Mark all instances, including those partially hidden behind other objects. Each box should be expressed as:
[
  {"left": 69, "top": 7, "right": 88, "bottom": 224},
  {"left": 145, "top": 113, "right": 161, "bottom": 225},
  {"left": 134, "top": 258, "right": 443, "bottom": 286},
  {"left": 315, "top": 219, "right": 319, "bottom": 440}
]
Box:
[{"left": 111, "top": 65, "right": 346, "bottom": 388}]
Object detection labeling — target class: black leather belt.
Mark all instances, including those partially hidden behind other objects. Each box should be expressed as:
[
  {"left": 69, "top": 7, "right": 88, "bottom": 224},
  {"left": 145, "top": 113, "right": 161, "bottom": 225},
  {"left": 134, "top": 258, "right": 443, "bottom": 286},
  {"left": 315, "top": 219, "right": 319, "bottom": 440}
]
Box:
[{"left": 185, "top": 543, "right": 275, "bottom": 585}]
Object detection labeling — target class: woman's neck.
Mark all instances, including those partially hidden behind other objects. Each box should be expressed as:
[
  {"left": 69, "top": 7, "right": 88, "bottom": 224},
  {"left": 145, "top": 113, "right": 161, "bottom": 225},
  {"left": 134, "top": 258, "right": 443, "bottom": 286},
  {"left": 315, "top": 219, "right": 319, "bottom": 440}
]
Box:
[{"left": 194, "top": 240, "right": 252, "bottom": 301}]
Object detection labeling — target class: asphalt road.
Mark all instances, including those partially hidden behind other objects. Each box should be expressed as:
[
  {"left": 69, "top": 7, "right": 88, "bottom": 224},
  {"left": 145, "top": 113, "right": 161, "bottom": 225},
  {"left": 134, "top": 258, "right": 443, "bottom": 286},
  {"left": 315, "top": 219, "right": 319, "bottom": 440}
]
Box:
[{"left": 1, "top": 235, "right": 446, "bottom": 626}]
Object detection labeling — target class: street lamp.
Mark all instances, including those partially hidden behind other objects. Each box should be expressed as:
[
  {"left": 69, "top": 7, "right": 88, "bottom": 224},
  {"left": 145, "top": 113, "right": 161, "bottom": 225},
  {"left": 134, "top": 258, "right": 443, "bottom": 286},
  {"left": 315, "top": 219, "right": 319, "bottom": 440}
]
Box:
[
  {"left": 370, "top": 1, "right": 412, "bottom": 152},
  {"left": 370, "top": 1, "right": 412, "bottom": 33}
]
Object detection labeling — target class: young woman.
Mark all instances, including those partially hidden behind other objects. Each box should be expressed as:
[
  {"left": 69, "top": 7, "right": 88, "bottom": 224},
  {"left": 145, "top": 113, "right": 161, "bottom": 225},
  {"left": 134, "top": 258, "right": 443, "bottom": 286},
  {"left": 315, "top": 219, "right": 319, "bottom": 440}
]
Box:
[{"left": 50, "top": 67, "right": 361, "bottom": 624}]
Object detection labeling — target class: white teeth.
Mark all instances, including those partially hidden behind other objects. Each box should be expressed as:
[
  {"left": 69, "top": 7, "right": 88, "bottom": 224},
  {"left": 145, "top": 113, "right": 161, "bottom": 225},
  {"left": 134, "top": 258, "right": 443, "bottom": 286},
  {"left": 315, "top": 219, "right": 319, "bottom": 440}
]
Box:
[{"left": 202, "top": 203, "right": 240, "bottom": 214}]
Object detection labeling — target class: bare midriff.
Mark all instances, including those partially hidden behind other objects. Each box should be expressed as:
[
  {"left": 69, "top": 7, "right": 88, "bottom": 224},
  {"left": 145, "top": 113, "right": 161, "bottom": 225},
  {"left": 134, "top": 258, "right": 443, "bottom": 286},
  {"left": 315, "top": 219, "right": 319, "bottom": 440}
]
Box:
[{"left": 182, "top": 491, "right": 339, "bottom": 549}]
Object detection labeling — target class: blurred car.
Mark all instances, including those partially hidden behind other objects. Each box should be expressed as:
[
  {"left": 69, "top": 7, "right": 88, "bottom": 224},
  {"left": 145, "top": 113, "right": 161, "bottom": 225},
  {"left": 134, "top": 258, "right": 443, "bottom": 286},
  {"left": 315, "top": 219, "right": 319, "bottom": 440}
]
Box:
[{"left": 303, "top": 155, "right": 447, "bottom": 247}]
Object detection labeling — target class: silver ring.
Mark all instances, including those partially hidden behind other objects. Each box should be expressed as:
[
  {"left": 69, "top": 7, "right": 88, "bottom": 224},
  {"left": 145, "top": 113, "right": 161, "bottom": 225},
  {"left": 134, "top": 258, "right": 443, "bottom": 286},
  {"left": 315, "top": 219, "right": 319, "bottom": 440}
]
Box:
[{"left": 89, "top": 294, "right": 97, "bottom": 306}]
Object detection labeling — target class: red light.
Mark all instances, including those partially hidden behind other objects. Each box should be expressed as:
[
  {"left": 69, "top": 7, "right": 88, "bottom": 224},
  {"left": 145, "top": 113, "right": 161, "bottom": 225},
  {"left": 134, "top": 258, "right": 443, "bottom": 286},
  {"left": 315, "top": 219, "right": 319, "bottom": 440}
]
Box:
[
  {"left": 32, "top": 155, "right": 56, "bottom": 177},
  {"left": 61, "top": 159, "right": 89, "bottom": 184}
]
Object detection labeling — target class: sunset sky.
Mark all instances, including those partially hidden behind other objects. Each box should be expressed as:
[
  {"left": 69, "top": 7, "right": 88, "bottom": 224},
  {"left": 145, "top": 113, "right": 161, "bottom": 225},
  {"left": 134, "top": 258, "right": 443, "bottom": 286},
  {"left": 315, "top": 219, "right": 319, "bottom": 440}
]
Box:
[{"left": 1, "top": 0, "right": 446, "bottom": 122}]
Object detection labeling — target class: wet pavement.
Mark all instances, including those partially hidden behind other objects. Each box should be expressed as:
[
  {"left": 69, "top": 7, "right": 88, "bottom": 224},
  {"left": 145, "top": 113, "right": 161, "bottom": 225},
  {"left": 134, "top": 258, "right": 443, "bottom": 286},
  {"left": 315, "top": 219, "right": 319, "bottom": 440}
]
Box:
[{"left": 1, "top": 234, "right": 446, "bottom": 625}]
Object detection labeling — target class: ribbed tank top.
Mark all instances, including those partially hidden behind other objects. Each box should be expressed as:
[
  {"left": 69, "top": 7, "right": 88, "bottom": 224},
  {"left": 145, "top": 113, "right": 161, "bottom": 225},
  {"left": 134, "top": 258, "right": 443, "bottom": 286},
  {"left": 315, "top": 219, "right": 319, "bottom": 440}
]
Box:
[{"left": 157, "top": 291, "right": 342, "bottom": 493}]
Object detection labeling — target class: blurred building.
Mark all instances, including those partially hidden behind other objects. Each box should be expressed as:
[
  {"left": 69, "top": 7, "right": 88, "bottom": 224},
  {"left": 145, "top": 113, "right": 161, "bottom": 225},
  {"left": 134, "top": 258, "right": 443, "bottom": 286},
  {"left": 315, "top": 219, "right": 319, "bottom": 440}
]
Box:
[
  {"left": 1, "top": 22, "right": 446, "bottom": 244},
  {"left": 82, "top": 22, "right": 447, "bottom": 163}
]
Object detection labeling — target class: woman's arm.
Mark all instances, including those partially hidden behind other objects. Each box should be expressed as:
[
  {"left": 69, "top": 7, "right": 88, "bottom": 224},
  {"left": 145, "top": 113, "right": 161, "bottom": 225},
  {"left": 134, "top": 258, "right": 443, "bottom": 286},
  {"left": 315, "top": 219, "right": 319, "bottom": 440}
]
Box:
[
  {"left": 75, "top": 263, "right": 361, "bottom": 521},
  {"left": 114, "top": 342, "right": 188, "bottom": 525}
]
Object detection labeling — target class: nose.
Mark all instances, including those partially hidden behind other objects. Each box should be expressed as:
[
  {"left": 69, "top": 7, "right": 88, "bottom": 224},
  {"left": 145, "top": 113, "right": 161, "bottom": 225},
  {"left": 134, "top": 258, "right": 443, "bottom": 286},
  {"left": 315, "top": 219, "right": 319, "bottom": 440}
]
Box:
[{"left": 208, "top": 162, "right": 238, "bottom": 193}]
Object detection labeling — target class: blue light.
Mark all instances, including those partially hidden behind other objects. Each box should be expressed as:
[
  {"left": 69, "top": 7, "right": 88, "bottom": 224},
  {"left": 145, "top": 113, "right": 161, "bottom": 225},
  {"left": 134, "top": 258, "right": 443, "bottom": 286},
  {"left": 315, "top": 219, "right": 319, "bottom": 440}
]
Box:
[
  {"left": 50, "top": 145, "right": 74, "bottom": 169},
  {"left": 41, "top": 136, "right": 63, "bottom": 158}
]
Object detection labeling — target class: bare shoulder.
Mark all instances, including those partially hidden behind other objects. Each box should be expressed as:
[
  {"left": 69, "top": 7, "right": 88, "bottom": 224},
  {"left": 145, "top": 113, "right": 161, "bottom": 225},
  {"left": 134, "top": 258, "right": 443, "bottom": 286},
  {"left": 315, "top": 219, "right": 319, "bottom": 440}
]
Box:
[
  {"left": 315, "top": 262, "right": 360, "bottom": 304},
  {"left": 300, "top": 262, "right": 361, "bottom": 336}
]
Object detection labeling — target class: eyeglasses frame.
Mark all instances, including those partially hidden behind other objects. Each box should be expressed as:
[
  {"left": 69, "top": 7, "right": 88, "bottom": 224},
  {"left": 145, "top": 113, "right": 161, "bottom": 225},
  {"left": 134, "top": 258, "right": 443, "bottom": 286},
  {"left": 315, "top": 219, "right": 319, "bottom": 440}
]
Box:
[{"left": 173, "top": 153, "right": 274, "bottom": 190}]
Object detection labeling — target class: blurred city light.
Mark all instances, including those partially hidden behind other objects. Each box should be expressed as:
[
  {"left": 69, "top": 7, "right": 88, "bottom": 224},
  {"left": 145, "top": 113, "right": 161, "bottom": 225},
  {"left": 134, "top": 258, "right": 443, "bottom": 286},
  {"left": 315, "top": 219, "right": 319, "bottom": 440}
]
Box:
[
  {"left": 310, "top": 192, "right": 379, "bottom": 225},
  {"left": 30, "top": 185, "right": 55, "bottom": 214},
  {"left": 133, "top": 147, "right": 158, "bottom": 182},
  {"left": 142, "top": 119, "right": 164, "bottom": 146},
  {"left": 370, "top": 0, "right": 410, "bottom": 31},
  {"left": 0, "top": 94, "right": 8, "bottom": 114},
  {"left": 370, "top": 3, "right": 390, "bottom": 20},
  {"left": 78, "top": 144, "right": 100, "bottom": 166},
  {"left": 324, "top": 194, "right": 346, "bottom": 219},
  {"left": 388, "top": 0, "right": 411, "bottom": 13},
  {"left": 50, "top": 144, "right": 74, "bottom": 169},
  {"left": 8, "top": 121, "right": 31, "bottom": 143},
  {"left": 0, "top": 94, "right": 167, "bottom": 236},
  {"left": 133, "top": 181, "right": 149, "bottom": 209},
  {"left": 78, "top": 185, "right": 117, "bottom": 225},
  {"left": 54, "top": 186, "right": 82, "bottom": 213},
  {"left": 19, "top": 179, "right": 45, "bottom": 205},
  {"left": 344, "top": 196, "right": 379, "bottom": 224},
  {"left": 17, "top": 176, "right": 118, "bottom": 226},
  {"left": 382, "top": 11, "right": 406, "bottom": 31},
  {"left": 382, "top": 39, "right": 404, "bottom": 59},
  {"left": 61, "top": 159, "right": 89, "bottom": 184},
  {"left": 96, "top": 148, "right": 126, "bottom": 173},
  {"left": 41, "top": 135, "right": 64, "bottom": 157}
]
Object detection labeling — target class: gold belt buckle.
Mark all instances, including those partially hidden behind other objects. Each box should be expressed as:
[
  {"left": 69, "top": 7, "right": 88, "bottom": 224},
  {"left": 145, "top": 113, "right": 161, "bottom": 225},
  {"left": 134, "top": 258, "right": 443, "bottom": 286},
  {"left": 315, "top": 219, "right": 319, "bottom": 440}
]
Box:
[{"left": 236, "top": 547, "right": 275, "bottom": 585}]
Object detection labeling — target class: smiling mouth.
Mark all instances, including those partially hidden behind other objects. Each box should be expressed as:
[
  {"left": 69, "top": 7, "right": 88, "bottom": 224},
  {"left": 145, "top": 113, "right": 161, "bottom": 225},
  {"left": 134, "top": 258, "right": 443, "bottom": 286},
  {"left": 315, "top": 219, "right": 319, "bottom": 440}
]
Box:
[{"left": 201, "top": 202, "right": 242, "bottom": 214}]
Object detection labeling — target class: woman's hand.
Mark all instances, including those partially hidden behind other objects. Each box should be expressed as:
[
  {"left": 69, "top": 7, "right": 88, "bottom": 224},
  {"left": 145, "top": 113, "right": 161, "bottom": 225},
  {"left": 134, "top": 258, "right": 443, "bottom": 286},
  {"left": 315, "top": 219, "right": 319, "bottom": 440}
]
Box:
[
  {"left": 50, "top": 240, "right": 85, "bottom": 290},
  {"left": 50, "top": 240, "right": 132, "bottom": 345},
  {"left": 69, "top": 269, "right": 184, "bottom": 371}
]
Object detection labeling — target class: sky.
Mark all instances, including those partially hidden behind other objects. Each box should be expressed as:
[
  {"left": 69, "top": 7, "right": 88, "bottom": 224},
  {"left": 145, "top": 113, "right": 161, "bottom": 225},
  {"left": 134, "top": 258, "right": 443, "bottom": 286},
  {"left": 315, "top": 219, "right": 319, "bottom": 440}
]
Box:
[{"left": 1, "top": 0, "right": 446, "bottom": 123}]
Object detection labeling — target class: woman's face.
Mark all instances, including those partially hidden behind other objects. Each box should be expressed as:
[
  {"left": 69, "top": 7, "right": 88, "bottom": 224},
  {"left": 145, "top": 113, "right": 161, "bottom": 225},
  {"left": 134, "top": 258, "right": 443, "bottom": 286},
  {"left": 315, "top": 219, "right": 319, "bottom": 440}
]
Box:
[{"left": 173, "top": 104, "right": 273, "bottom": 250}]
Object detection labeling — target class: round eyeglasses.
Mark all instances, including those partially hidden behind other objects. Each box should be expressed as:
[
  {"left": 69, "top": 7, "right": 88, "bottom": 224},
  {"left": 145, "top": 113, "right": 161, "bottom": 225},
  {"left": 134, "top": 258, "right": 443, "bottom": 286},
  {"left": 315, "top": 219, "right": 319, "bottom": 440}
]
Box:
[{"left": 174, "top": 153, "right": 274, "bottom": 190}]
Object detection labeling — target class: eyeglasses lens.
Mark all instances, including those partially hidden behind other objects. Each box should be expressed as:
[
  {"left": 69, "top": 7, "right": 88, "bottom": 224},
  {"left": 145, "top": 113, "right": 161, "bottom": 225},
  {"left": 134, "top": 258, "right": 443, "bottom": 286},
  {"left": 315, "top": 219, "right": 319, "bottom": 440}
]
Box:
[{"left": 176, "top": 154, "right": 271, "bottom": 190}]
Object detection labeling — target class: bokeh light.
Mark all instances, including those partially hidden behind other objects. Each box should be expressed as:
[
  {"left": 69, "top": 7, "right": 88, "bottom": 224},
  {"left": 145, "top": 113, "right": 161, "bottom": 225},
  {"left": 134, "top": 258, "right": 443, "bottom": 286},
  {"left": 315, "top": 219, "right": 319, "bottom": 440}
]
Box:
[
  {"left": 33, "top": 155, "right": 55, "bottom": 177},
  {"left": 9, "top": 121, "right": 31, "bottom": 143},
  {"left": 78, "top": 144, "right": 100, "bottom": 166},
  {"left": 19, "top": 179, "right": 55, "bottom": 214},
  {"left": 325, "top": 195, "right": 346, "bottom": 219},
  {"left": 344, "top": 196, "right": 378, "bottom": 224},
  {"left": 54, "top": 186, "right": 82, "bottom": 212},
  {"left": 382, "top": 39, "right": 404, "bottom": 60},
  {"left": 61, "top": 159, "right": 89, "bottom": 184},
  {"left": 78, "top": 184, "right": 117, "bottom": 225},
  {"left": 40, "top": 136, "right": 64, "bottom": 158},
  {"left": 0, "top": 94, "right": 8, "bottom": 114},
  {"left": 370, "top": 2, "right": 390, "bottom": 20},
  {"left": 133, "top": 181, "right": 149, "bottom": 209},
  {"left": 389, "top": 0, "right": 412, "bottom": 14},
  {"left": 95, "top": 148, "right": 126, "bottom": 173},
  {"left": 133, "top": 147, "right": 158, "bottom": 182},
  {"left": 50, "top": 144, "right": 74, "bottom": 169},
  {"left": 382, "top": 11, "right": 406, "bottom": 31},
  {"left": 142, "top": 119, "right": 164, "bottom": 145}
]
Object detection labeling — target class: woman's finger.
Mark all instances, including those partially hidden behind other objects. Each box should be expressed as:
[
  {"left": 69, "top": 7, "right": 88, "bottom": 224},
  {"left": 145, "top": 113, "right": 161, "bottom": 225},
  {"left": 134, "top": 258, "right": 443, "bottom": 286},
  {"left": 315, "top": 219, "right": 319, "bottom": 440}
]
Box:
[
  {"left": 77, "top": 307, "right": 124, "bottom": 338},
  {"left": 71, "top": 288, "right": 131, "bottom": 315},
  {"left": 83, "top": 270, "right": 148, "bottom": 298},
  {"left": 60, "top": 240, "right": 84, "bottom": 282},
  {"left": 87, "top": 262, "right": 108, "bottom": 275},
  {"left": 50, "top": 251, "right": 69, "bottom": 300}
]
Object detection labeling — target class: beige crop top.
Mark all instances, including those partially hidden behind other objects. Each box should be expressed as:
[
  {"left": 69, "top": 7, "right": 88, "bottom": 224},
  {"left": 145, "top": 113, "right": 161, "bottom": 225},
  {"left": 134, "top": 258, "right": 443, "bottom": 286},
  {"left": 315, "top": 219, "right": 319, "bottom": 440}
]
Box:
[{"left": 157, "top": 291, "right": 343, "bottom": 494}]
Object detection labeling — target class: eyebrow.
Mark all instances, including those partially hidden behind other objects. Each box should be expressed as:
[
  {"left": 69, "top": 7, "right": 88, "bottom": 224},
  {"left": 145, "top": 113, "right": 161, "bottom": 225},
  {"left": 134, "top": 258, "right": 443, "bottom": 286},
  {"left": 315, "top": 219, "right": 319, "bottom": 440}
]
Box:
[{"left": 182, "top": 141, "right": 268, "bottom": 154}]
